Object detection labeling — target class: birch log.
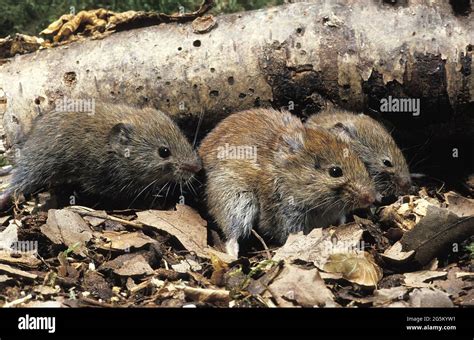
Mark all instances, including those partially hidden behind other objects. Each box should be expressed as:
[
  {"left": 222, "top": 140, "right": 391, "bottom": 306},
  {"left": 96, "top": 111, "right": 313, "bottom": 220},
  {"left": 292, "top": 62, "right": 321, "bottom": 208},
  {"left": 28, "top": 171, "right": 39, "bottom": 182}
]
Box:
[{"left": 0, "top": 0, "right": 472, "bottom": 147}]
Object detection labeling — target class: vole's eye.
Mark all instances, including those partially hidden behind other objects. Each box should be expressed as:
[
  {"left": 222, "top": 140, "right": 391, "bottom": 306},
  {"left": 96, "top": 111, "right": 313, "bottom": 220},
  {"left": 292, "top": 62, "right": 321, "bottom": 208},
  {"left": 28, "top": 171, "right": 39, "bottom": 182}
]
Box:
[
  {"left": 158, "top": 147, "right": 171, "bottom": 158},
  {"left": 329, "top": 166, "right": 343, "bottom": 178},
  {"left": 383, "top": 159, "right": 393, "bottom": 167}
]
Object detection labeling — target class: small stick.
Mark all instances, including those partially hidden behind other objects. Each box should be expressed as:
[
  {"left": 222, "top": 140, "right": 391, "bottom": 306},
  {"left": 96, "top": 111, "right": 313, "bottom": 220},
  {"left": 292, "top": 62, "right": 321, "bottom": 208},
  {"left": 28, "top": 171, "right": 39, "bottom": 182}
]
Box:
[
  {"left": 68, "top": 205, "right": 144, "bottom": 229},
  {"left": 251, "top": 229, "right": 271, "bottom": 259}
]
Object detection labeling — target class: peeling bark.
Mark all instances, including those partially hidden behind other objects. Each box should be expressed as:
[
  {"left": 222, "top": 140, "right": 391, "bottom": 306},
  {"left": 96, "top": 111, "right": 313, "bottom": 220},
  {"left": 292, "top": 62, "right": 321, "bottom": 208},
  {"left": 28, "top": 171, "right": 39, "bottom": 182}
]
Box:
[{"left": 0, "top": 0, "right": 472, "bottom": 147}]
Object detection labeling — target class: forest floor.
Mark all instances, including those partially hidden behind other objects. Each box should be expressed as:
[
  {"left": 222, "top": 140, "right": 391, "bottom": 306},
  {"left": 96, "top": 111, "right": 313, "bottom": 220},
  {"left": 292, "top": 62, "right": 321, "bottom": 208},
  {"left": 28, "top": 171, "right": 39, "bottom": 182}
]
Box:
[{"left": 0, "top": 173, "right": 472, "bottom": 308}]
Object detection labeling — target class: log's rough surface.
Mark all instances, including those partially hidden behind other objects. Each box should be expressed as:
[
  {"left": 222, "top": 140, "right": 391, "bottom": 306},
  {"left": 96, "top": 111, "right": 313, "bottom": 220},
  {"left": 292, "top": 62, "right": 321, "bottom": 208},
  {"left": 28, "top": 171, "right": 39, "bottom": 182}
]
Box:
[{"left": 0, "top": 0, "right": 472, "bottom": 147}]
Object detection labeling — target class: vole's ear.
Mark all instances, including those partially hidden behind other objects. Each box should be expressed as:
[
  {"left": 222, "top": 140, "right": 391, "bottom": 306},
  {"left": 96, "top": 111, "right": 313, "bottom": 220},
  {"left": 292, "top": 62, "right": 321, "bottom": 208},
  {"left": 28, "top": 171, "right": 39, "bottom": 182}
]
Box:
[
  {"left": 330, "top": 122, "right": 356, "bottom": 141},
  {"left": 275, "top": 129, "right": 305, "bottom": 165},
  {"left": 109, "top": 123, "right": 134, "bottom": 146},
  {"left": 281, "top": 132, "right": 304, "bottom": 153}
]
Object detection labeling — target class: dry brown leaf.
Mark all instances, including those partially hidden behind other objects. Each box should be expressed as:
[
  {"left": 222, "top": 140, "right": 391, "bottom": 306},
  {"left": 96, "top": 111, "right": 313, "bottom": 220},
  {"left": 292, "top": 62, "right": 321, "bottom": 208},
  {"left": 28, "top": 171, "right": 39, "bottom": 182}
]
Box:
[
  {"left": 41, "top": 209, "right": 93, "bottom": 256},
  {"left": 372, "top": 286, "right": 408, "bottom": 306},
  {"left": 323, "top": 252, "right": 383, "bottom": 287},
  {"left": 136, "top": 205, "right": 208, "bottom": 258},
  {"left": 98, "top": 230, "right": 156, "bottom": 252},
  {"left": 400, "top": 204, "right": 474, "bottom": 266},
  {"left": 381, "top": 241, "right": 415, "bottom": 264},
  {"left": 408, "top": 288, "right": 454, "bottom": 307},
  {"left": 403, "top": 270, "right": 448, "bottom": 288},
  {"left": 434, "top": 266, "right": 473, "bottom": 299},
  {"left": 273, "top": 223, "right": 364, "bottom": 269},
  {"left": 171, "top": 259, "right": 202, "bottom": 273},
  {"left": 0, "top": 222, "right": 18, "bottom": 251},
  {"left": 267, "top": 263, "right": 335, "bottom": 307},
  {"left": 100, "top": 253, "right": 154, "bottom": 277},
  {"left": 444, "top": 191, "right": 474, "bottom": 217}
]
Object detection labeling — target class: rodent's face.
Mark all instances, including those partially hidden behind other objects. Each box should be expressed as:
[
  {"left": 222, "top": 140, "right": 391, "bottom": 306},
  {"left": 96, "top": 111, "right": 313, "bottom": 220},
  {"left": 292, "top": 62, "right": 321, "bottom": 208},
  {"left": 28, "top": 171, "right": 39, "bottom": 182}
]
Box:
[
  {"left": 333, "top": 118, "right": 411, "bottom": 197},
  {"left": 274, "top": 127, "right": 376, "bottom": 215},
  {"left": 108, "top": 116, "right": 202, "bottom": 190},
  {"left": 306, "top": 113, "right": 412, "bottom": 198},
  {"left": 363, "top": 140, "right": 411, "bottom": 197}
]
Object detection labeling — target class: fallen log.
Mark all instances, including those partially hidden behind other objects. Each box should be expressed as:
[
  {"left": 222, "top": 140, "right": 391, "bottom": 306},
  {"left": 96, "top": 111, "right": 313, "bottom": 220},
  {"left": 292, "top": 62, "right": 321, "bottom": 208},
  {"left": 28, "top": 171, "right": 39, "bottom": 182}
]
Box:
[{"left": 0, "top": 0, "right": 472, "bottom": 148}]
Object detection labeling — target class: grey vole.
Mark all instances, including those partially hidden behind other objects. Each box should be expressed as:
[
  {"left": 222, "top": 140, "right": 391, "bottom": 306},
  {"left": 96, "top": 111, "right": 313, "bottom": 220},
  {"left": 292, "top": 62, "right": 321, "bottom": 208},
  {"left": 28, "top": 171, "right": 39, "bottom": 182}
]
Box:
[
  {"left": 199, "top": 108, "right": 376, "bottom": 258},
  {"left": 306, "top": 108, "right": 411, "bottom": 198},
  {"left": 7, "top": 102, "right": 201, "bottom": 204}
]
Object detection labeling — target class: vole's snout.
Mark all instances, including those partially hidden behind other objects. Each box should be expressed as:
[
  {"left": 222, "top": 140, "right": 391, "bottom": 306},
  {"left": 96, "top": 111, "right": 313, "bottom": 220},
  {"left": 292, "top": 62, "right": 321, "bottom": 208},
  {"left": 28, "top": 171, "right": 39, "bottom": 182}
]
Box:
[
  {"left": 180, "top": 160, "right": 202, "bottom": 174},
  {"left": 397, "top": 177, "right": 411, "bottom": 194},
  {"left": 359, "top": 190, "right": 375, "bottom": 207}
]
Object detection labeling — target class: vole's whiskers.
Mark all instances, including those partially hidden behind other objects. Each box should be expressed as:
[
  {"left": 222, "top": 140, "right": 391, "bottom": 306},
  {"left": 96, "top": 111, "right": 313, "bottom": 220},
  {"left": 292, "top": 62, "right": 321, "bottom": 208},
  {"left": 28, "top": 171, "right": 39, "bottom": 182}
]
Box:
[
  {"left": 186, "top": 178, "right": 198, "bottom": 197},
  {"left": 190, "top": 176, "right": 202, "bottom": 186},
  {"left": 128, "top": 178, "right": 159, "bottom": 208}
]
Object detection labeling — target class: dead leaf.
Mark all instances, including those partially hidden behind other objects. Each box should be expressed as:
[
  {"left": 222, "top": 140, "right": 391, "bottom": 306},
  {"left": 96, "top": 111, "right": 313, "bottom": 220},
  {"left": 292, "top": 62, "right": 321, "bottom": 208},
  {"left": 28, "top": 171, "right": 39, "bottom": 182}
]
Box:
[
  {"left": 400, "top": 205, "right": 474, "bottom": 266},
  {"left": 171, "top": 259, "right": 202, "bottom": 273},
  {"left": 98, "top": 231, "right": 156, "bottom": 252},
  {"left": 381, "top": 241, "right": 415, "bottom": 264},
  {"left": 136, "top": 205, "right": 208, "bottom": 258},
  {"left": 372, "top": 286, "right": 408, "bottom": 306},
  {"left": 267, "top": 263, "right": 335, "bottom": 307},
  {"left": 408, "top": 288, "right": 454, "bottom": 307},
  {"left": 403, "top": 270, "right": 448, "bottom": 288},
  {"left": 444, "top": 191, "right": 474, "bottom": 217},
  {"left": 83, "top": 271, "right": 113, "bottom": 300},
  {"left": 273, "top": 223, "right": 364, "bottom": 269},
  {"left": 434, "top": 266, "right": 472, "bottom": 299},
  {"left": 323, "top": 252, "right": 383, "bottom": 287},
  {"left": 100, "top": 253, "right": 153, "bottom": 277},
  {"left": 0, "top": 221, "right": 18, "bottom": 251},
  {"left": 42, "top": 209, "right": 93, "bottom": 256}
]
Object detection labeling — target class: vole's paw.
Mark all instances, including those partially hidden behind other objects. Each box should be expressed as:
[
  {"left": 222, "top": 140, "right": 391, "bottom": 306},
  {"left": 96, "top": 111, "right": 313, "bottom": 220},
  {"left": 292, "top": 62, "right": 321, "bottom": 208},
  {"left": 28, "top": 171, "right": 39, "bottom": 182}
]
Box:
[{"left": 225, "top": 238, "right": 239, "bottom": 259}]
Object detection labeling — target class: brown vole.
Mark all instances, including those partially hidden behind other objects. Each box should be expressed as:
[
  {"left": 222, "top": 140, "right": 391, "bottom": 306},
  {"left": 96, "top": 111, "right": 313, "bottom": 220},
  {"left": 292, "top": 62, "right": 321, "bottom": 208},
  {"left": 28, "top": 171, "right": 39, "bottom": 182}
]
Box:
[
  {"left": 7, "top": 102, "right": 201, "bottom": 204},
  {"left": 305, "top": 108, "right": 411, "bottom": 198},
  {"left": 199, "top": 108, "right": 376, "bottom": 257}
]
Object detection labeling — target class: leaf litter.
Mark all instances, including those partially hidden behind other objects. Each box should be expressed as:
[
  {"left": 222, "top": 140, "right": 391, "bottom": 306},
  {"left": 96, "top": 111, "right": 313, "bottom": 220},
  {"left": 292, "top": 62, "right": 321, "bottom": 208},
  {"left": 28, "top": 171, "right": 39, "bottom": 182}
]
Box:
[{"left": 0, "top": 184, "right": 472, "bottom": 308}]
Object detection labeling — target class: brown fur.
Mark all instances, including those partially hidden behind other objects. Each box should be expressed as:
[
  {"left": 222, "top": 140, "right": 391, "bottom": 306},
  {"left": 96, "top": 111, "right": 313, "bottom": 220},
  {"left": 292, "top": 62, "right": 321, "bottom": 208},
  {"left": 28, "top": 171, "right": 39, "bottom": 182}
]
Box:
[{"left": 199, "top": 108, "right": 376, "bottom": 255}]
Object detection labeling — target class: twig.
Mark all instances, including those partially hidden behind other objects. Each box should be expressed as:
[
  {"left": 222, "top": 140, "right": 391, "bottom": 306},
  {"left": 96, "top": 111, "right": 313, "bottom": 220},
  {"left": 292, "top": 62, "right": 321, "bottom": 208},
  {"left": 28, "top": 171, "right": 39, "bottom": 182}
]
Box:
[
  {"left": 251, "top": 229, "right": 271, "bottom": 259},
  {"left": 3, "top": 294, "right": 32, "bottom": 307},
  {"left": 68, "top": 205, "right": 144, "bottom": 229}
]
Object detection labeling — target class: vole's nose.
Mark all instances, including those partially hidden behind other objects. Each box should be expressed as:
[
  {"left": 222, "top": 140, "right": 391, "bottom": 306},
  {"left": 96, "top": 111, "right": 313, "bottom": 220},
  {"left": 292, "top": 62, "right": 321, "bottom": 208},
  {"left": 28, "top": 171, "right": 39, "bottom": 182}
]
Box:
[
  {"left": 359, "top": 191, "right": 375, "bottom": 207},
  {"left": 397, "top": 177, "right": 411, "bottom": 193},
  {"left": 181, "top": 161, "right": 202, "bottom": 174}
]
